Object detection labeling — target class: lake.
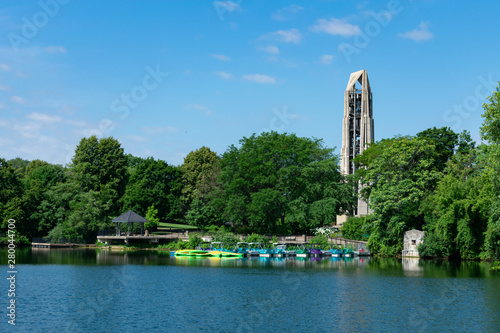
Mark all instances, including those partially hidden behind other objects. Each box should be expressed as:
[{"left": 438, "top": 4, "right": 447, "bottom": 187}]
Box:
[{"left": 2, "top": 248, "right": 499, "bottom": 332}]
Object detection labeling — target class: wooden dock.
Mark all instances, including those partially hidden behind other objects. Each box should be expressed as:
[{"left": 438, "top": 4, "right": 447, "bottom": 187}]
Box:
[
  {"left": 97, "top": 234, "right": 183, "bottom": 245},
  {"left": 32, "top": 243, "right": 74, "bottom": 248}
]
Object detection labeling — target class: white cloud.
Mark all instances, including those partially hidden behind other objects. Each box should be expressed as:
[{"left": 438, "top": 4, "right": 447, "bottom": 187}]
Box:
[
  {"left": 242, "top": 74, "right": 276, "bottom": 84},
  {"left": 142, "top": 126, "right": 180, "bottom": 134},
  {"left": 13, "top": 122, "right": 42, "bottom": 139},
  {"left": 184, "top": 104, "right": 213, "bottom": 116},
  {"left": 213, "top": 71, "right": 233, "bottom": 80},
  {"left": 398, "top": 22, "right": 434, "bottom": 42},
  {"left": 11, "top": 95, "right": 25, "bottom": 104},
  {"left": 0, "top": 114, "right": 95, "bottom": 165},
  {"left": 272, "top": 4, "right": 304, "bottom": 21},
  {"left": 44, "top": 46, "right": 67, "bottom": 54},
  {"left": 310, "top": 18, "right": 361, "bottom": 37},
  {"left": 210, "top": 53, "right": 231, "bottom": 61},
  {"left": 0, "top": 85, "right": 10, "bottom": 91},
  {"left": 258, "top": 45, "right": 280, "bottom": 54},
  {"left": 261, "top": 29, "right": 301, "bottom": 44},
  {"left": 213, "top": 1, "right": 241, "bottom": 13},
  {"left": 319, "top": 54, "right": 334, "bottom": 65},
  {"left": 0, "top": 63, "right": 10, "bottom": 71},
  {"left": 26, "top": 112, "right": 63, "bottom": 123}
]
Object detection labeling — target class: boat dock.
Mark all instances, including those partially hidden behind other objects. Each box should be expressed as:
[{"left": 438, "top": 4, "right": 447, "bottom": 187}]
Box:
[{"left": 32, "top": 243, "right": 74, "bottom": 248}]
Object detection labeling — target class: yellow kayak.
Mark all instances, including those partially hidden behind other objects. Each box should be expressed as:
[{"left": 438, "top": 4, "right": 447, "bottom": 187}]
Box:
[
  {"left": 208, "top": 251, "right": 244, "bottom": 258},
  {"left": 175, "top": 249, "right": 210, "bottom": 257}
]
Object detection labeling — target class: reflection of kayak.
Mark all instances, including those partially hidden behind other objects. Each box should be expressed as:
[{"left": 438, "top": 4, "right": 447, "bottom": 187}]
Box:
[{"left": 209, "top": 251, "right": 244, "bottom": 258}]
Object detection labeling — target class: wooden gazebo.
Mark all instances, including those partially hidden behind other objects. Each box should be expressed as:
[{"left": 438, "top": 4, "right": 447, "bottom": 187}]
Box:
[{"left": 112, "top": 210, "right": 149, "bottom": 236}]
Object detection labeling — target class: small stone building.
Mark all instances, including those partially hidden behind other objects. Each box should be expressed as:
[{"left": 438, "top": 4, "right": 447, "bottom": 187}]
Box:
[{"left": 402, "top": 229, "right": 425, "bottom": 257}]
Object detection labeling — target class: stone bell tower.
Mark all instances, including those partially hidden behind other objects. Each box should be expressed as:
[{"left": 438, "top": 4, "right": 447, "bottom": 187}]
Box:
[{"left": 337, "top": 70, "right": 374, "bottom": 224}]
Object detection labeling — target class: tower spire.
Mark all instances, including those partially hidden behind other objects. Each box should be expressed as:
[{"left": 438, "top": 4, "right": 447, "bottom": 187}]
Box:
[{"left": 338, "top": 69, "right": 374, "bottom": 224}]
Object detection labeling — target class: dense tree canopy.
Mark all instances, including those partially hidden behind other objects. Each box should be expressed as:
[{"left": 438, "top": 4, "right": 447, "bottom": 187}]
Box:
[
  {"left": 122, "top": 157, "right": 183, "bottom": 222},
  {"left": 479, "top": 83, "right": 500, "bottom": 259},
  {"left": 72, "top": 136, "right": 127, "bottom": 194},
  {"left": 71, "top": 136, "right": 128, "bottom": 218},
  {"left": 0, "top": 158, "right": 24, "bottom": 231},
  {"left": 2, "top": 82, "right": 500, "bottom": 260},
  {"left": 180, "top": 146, "right": 219, "bottom": 205},
  {"left": 354, "top": 135, "right": 442, "bottom": 255},
  {"left": 218, "top": 132, "right": 353, "bottom": 234},
  {"left": 419, "top": 145, "right": 492, "bottom": 259}
]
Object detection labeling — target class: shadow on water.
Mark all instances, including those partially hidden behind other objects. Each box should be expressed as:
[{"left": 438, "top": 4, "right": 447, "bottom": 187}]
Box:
[
  {"left": 1, "top": 247, "right": 498, "bottom": 278},
  {"left": 4, "top": 248, "right": 498, "bottom": 332}
]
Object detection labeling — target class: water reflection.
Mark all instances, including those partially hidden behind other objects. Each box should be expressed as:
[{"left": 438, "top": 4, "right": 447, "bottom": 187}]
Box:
[
  {"left": 402, "top": 257, "right": 424, "bottom": 277},
  {"left": 7, "top": 248, "right": 499, "bottom": 333},
  {"left": 1, "top": 248, "right": 498, "bottom": 278}
]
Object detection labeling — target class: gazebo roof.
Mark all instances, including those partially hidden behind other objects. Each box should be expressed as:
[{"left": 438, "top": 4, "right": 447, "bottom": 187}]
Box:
[{"left": 112, "top": 210, "right": 149, "bottom": 223}]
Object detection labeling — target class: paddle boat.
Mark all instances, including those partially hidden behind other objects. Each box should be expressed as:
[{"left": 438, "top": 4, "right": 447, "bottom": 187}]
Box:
[
  {"left": 209, "top": 242, "right": 244, "bottom": 258},
  {"left": 208, "top": 250, "right": 243, "bottom": 258},
  {"left": 259, "top": 244, "right": 274, "bottom": 258},
  {"left": 321, "top": 245, "right": 333, "bottom": 257},
  {"left": 343, "top": 247, "right": 354, "bottom": 258},
  {"left": 285, "top": 244, "right": 297, "bottom": 257},
  {"left": 308, "top": 243, "right": 323, "bottom": 257},
  {"left": 247, "top": 243, "right": 263, "bottom": 256},
  {"left": 272, "top": 243, "right": 287, "bottom": 258},
  {"left": 174, "top": 249, "right": 211, "bottom": 257},
  {"left": 331, "top": 246, "right": 343, "bottom": 258},
  {"left": 295, "top": 243, "right": 310, "bottom": 258},
  {"left": 354, "top": 247, "right": 371, "bottom": 256},
  {"left": 235, "top": 242, "right": 250, "bottom": 256}
]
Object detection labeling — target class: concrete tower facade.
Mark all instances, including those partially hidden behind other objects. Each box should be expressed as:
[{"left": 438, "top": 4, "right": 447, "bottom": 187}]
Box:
[{"left": 337, "top": 70, "right": 374, "bottom": 224}]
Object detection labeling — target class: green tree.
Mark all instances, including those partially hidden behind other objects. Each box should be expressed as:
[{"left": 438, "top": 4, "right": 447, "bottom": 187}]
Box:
[
  {"left": 219, "top": 132, "right": 352, "bottom": 234},
  {"left": 145, "top": 204, "right": 160, "bottom": 231},
  {"left": 184, "top": 156, "right": 225, "bottom": 228},
  {"left": 125, "top": 154, "right": 147, "bottom": 178},
  {"left": 420, "top": 146, "right": 491, "bottom": 259},
  {"left": 355, "top": 136, "right": 442, "bottom": 255},
  {"left": 416, "top": 126, "right": 458, "bottom": 172},
  {"left": 480, "top": 82, "right": 500, "bottom": 258},
  {"left": 180, "top": 146, "right": 219, "bottom": 205},
  {"left": 122, "top": 157, "right": 183, "bottom": 222},
  {"left": 36, "top": 181, "right": 78, "bottom": 237},
  {"left": 480, "top": 83, "right": 500, "bottom": 144},
  {"left": 24, "top": 159, "right": 50, "bottom": 179},
  {"left": 23, "top": 164, "right": 67, "bottom": 237},
  {"left": 341, "top": 216, "right": 369, "bottom": 241},
  {"left": 7, "top": 157, "right": 30, "bottom": 178},
  {"left": 72, "top": 136, "right": 127, "bottom": 193},
  {"left": 71, "top": 136, "right": 128, "bottom": 217},
  {"left": 185, "top": 197, "right": 223, "bottom": 228},
  {"left": 48, "top": 190, "right": 112, "bottom": 242},
  {"left": 0, "top": 158, "right": 24, "bottom": 231}
]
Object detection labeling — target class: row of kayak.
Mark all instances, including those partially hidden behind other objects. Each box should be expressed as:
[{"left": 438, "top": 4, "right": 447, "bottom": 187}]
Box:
[
  {"left": 175, "top": 247, "right": 369, "bottom": 258},
  {"left": 175, "top": 249, "right": 244, "bottom": 258}
]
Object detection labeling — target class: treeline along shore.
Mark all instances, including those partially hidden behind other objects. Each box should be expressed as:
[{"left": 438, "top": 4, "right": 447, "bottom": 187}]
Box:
[{"left": 1, "top": 84, "right": 500, "bottom": 260}]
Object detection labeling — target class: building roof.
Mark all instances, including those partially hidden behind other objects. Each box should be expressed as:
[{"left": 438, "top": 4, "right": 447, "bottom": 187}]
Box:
[{"left": 112, "top": 210, "right": 149, "bottom": 223}]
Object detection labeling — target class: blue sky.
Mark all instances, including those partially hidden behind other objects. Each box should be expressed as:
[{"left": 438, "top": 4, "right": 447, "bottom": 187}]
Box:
[{"left": 1, "top": 0, "right": 499, "bottom": 166}]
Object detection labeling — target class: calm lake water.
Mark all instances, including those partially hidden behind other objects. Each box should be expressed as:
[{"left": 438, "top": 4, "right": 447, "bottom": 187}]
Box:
[{"left": 2, "top": 248, "right": 499, "bottom": 332}]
